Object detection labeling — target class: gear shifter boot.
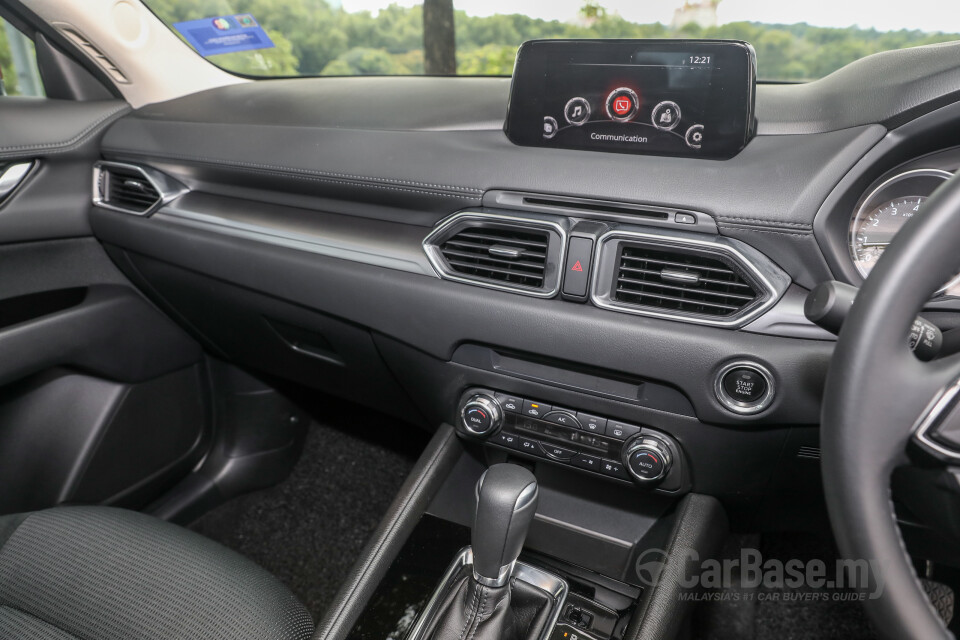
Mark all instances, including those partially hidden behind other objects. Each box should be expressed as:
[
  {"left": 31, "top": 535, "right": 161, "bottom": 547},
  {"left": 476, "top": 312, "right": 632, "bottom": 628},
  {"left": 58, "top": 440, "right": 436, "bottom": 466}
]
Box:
[{"left": 424, "top": 569, "right": 553, "bottom": 640}]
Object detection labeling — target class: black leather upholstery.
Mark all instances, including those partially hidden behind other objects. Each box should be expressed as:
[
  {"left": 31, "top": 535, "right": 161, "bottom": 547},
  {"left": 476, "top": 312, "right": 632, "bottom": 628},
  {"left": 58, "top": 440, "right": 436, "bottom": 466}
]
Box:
[{"left": 0, "top": 506, "right": 314, "bottom": 640}]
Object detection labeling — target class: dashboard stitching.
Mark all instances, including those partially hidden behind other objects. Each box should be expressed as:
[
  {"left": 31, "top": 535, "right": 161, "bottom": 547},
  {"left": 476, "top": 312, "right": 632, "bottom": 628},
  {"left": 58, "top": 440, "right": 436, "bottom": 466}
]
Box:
[
  {"left": 717, "top": 225, "right": 813, "bottom": 238},
  {"left": 0, "top": 104, "right": 130, "bottom": 157},
  {"left": 99, "top": 148, "right": 484, "bottom": 195},
  {"left": 715, "top": 217, "right": 812, "bottom": 229}
]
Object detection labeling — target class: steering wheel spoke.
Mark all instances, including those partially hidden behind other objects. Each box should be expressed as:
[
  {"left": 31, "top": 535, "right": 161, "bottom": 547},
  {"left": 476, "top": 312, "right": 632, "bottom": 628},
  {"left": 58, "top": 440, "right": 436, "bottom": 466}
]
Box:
[{"left": 911, "top": 352, "right": 960, "bottom": 464}]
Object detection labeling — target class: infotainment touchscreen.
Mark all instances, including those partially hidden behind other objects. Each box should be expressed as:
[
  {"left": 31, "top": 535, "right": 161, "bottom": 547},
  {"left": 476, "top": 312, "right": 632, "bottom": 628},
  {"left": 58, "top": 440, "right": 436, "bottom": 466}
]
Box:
[{"left": 505, "top": 40, "right": 756, "bottom": 160}]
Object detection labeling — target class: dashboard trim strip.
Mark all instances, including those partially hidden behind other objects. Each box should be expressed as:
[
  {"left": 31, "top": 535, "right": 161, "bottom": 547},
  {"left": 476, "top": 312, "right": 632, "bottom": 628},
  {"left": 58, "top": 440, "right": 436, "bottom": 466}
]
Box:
[{"left": 154, "top": 206, "right": 438, "bottom": 276}]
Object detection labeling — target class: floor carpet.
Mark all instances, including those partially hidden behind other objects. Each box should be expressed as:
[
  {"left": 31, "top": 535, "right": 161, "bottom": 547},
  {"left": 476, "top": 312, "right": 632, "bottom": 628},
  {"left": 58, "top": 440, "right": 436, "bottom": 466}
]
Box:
[{"left": 190, "top": 404, "right": 429, "bottom": 621}]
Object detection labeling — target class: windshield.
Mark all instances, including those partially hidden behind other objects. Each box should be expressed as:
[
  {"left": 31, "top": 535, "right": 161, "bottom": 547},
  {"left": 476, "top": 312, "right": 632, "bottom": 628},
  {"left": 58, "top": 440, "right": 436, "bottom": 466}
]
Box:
[{"left": 143, "top": 0, "right": 960, "bottom": 82}]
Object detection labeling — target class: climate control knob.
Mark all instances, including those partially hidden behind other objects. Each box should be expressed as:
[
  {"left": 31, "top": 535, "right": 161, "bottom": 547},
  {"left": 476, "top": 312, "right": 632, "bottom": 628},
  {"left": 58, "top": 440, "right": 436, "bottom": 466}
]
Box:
[
  {"left": 623, "top": 436, "right": 673, "bottom": 484},
  {"left": 460, "top": 394, "right": 503, "bottom": 437}
]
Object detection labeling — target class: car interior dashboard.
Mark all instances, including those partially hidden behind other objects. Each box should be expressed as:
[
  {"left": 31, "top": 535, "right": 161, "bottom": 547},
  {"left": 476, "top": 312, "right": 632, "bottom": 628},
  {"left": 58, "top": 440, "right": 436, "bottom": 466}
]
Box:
[
  {"left": 7, "top": 24, "right": 960, "bottom": 640},
  {"left": 76, "top": 38, "right": 960, "bottom": 515}
]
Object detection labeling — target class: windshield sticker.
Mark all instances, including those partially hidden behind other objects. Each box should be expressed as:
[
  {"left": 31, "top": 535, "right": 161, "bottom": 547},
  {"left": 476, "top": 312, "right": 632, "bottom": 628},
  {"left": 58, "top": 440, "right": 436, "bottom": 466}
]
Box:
[{"left": 174, "top": 14, "right": 274, "bottom": 57}]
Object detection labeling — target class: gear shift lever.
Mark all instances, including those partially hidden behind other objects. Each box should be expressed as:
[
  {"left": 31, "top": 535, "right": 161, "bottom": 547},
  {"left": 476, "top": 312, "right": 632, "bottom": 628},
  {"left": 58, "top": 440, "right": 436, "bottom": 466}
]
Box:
[
  {"left": 471, "top": 463, "right": 539, "bottom": 586},
  {"left": 423, "top": 464, "right": 555, "bottom": 640}
]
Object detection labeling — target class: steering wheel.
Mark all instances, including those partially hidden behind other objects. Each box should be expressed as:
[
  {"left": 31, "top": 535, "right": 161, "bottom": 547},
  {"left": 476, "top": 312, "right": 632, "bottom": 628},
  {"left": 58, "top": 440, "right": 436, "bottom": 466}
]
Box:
[{"left": 823, "top": 172, "right": 960, "bottom": 639}]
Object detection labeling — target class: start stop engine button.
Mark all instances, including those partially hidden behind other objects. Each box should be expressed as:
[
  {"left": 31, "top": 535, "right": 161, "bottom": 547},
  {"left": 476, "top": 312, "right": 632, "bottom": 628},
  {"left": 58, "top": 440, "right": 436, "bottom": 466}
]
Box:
[{"left": 715, "top": 361, "right": 775, "bottom": 415}]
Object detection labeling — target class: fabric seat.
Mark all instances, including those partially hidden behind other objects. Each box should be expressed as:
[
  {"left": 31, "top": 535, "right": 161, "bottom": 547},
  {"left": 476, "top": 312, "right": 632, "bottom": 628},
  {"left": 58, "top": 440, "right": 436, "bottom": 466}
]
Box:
[{"left": 0, "top": 506, "right": 314, "bottom": 640}]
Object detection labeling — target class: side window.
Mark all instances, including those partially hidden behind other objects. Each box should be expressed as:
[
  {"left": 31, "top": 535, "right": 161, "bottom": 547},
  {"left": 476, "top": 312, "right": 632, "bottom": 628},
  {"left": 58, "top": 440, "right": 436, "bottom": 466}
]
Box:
[{"left": 0, "top": 17, "right": 44, "bottom": 97}]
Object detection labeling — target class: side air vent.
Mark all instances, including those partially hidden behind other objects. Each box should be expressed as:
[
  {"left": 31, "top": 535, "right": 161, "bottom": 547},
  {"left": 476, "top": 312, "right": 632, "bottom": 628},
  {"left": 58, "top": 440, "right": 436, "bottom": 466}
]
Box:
[
  {"left": 614, "top": 245, "right": 758, "bottom": 318},
  {"left": 592, "top": 232, "right": 790, "bottom": 327},
  {"left": 424, "top": 213, "right": 567, "bottom": 297},
  {"left": 93, "top": 162, "right": 186, "bottom": 216}
]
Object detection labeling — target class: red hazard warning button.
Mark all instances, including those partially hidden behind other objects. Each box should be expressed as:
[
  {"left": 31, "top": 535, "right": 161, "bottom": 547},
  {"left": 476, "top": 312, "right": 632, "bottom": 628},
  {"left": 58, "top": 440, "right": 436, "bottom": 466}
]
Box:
[{"left": 562, "top": 237, "right": 594, "bottom": 299}]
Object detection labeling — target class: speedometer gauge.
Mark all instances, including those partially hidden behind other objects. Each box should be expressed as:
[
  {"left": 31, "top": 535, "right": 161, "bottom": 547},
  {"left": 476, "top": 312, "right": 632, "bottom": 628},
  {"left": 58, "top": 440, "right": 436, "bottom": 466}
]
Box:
[{"left": 849, "top": 168, "right": 959, "bottom": 295}]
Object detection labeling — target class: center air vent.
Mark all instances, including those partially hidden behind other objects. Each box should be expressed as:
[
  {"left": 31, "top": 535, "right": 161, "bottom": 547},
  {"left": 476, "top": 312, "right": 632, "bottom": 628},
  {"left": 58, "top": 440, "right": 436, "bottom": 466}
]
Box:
[
  {"left": 614, "top": 244, "right": 759, "bottom": 317},
  {"left": 424, "top": 213, "right": 566, "bottom": 298},
  {"left": 441, "top": 226, "right": 549, "bottom": 288},
  {"left": 591, "top": 232, "right": 789, "bottom": 327},
  {"left": 93, "top": 162, "right": 186, "bottom": 216}
]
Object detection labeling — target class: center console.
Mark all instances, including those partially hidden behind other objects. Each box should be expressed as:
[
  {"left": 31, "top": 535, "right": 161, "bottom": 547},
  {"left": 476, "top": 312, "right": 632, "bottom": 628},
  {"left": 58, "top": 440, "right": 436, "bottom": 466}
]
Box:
[{"left": 325, "top": 426, "right": 728, "bottom": 640}]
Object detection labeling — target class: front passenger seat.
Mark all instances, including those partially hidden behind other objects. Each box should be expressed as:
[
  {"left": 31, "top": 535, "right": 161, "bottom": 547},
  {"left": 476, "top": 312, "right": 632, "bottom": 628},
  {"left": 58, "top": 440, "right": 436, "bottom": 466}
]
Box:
[{"left": 0, "top": 507, "right": 314, "bottom": 640}]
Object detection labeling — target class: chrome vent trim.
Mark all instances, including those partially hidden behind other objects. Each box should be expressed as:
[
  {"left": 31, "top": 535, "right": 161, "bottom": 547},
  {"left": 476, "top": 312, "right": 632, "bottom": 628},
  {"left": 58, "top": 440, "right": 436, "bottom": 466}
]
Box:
[
  {"left": 93, "top": 162, "right": 187, "bottom": 216},
  {"left": 423, "top": 211, "right": 568, "bottom": 298},
  {"left": 591, "top": 229, "right": 790, "bottom": 328}
]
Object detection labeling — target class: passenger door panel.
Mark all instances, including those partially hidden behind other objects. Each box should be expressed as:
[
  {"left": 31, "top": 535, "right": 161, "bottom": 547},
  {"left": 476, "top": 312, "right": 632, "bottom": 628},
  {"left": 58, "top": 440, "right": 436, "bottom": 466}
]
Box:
[{"left": 0, "top": 99, "right": 208, "bottom": 515}]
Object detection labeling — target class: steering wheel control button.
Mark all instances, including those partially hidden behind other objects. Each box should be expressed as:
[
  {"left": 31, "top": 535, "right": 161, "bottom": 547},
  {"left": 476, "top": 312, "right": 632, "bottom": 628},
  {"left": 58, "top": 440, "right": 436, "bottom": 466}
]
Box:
[
  {"left": 623, "top": 437, "right": 673, "bottom": 484},
  {"left": 562, "top": 236, "right": 595, "bottom": 299},
  {"left": 576, "top": 412, "right": 607, "bottom": 434},
  {"left": 522, "top": 399, "right": 551, "bottom": 419},
  {"left": 544, "top": 410, "right": 581, "bottom": 429},
  {"left": 542, "top": 116, "right": 558, "bottom": 139},
  {"left": 607, "top": 420, "right": 642, "bottom": 441},
  {"left": 571, "top": 453, "right": 602, "bottom": 472},
  {"left": 605, "top": 88, "right": 639, "bottom": 122},
  {"left": 460, "top": 394, "right": 503, "bottom": 436},
  {"left": 652, "top": 101, "right": 681, "bottom": 131},
  {"left": 543, "top": 444, "right": 577, "bottom": 461},
  {"left": 495, "top": 393, "right": 523, "bottom": 414},
  {"left": 564, "top": 97, "right": 591, "bottom": 126},
  {"left": 715, "top": 361, "right": 775, "bottom": 415},
  {"left": 684, "top": 124, "right": 704, "bottom": 149},
  {"left": 599, "top": 459, "right": 629, "bottom": 480}
]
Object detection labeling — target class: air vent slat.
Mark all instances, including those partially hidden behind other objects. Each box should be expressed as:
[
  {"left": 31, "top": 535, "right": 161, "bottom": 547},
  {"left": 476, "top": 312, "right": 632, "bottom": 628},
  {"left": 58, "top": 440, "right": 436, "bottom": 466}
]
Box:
[
  {"left": 616, "top": 288, "right": 741, "bottom": 312},
  {"left": 616, "top": 276, "right": 757, "bottom": 302},
  {"left": 102, "top": 166, "right": 162, "bottom": 214},
  {"left": 445, "top": 260, "right": 543, "bottom": 281},
  {"left": 441, "top": 249, "right": 545, "bottom": 271},
  {"left": 442, "top": 240, "right": 546, "bottom": 260},
  {"left": 436, "top": 223, "right": 551, "bottom": 290},
  {"left": 614, "top": 244, "right": 760, "bottom": 318},
  {"left": 620, "top": 254, "right": 735, "bottom": 275},
  {"left": 455, "top": 231, "right": 548, "bottom": 249},
  {"left": 617, "top": 264, "right": 754, "bottom": 289}
]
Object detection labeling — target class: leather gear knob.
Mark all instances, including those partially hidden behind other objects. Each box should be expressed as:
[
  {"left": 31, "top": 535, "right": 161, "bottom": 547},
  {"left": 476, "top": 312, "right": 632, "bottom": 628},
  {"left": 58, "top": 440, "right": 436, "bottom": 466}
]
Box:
[{"left": 471, "top": 464, "right": 539, "bottom": 586}]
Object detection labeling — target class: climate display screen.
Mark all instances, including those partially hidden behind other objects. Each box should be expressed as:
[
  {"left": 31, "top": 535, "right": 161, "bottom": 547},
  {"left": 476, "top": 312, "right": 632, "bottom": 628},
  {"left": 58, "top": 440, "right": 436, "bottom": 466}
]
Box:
[{"left": 505, "top": 40, "right": 756, "bottom": 160}]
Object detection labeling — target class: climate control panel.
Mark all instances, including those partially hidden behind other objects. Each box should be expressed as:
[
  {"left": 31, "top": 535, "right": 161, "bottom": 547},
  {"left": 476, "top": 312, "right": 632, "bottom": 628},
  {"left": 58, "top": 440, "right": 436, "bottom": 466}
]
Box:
[{"left": 455, "top": 389, "right": 684, "bottom": 491}]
